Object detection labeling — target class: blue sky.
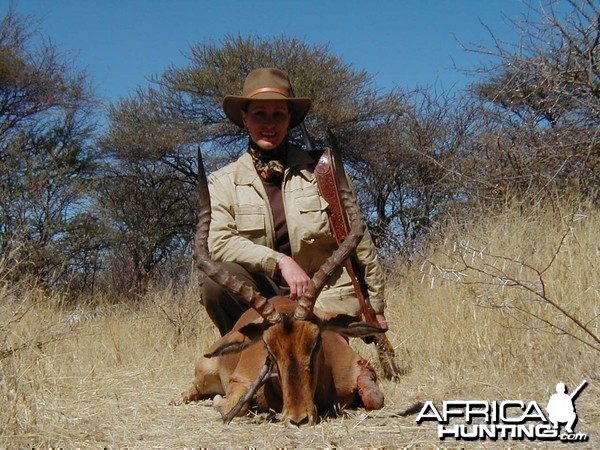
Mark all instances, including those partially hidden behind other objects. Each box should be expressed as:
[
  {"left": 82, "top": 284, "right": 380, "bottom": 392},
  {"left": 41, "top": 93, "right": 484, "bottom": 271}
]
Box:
[{"left": 5, "top": 0, "right": 548, "bottom": 104}]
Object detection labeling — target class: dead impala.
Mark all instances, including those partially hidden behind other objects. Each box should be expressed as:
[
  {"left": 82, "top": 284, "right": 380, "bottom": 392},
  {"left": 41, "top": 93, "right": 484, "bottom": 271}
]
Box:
[{"left": 170, "top": 152, "right": 385, "bottom": 425}]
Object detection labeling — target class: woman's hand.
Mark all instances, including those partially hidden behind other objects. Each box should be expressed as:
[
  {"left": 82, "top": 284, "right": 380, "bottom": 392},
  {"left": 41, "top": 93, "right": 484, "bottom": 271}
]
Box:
[{"left": 278, "top": 255, "right": 311, "bottom": 300}]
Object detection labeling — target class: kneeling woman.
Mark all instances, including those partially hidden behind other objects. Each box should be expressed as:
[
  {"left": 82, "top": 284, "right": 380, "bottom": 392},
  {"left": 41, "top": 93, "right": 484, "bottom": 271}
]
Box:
[{"left": 202, "top": 67, "right": 387, "bottom": 335}]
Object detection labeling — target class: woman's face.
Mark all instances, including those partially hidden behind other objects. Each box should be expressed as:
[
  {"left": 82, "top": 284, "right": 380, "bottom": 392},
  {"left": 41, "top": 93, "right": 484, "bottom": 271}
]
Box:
[{"left": 242, "top": 100, "right": 291, "bottom": 151}]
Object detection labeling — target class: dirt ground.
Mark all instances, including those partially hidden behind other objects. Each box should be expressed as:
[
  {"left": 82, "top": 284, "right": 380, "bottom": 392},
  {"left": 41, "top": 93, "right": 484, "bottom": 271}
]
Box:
[{"left": 2, "top": 336, "right": 597, "bottom": 449}]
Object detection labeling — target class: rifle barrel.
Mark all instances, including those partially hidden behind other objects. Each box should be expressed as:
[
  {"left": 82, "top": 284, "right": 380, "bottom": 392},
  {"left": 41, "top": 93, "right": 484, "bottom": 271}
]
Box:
[{"left": 569, "top": 379, "right": 588, "bottom": 399}]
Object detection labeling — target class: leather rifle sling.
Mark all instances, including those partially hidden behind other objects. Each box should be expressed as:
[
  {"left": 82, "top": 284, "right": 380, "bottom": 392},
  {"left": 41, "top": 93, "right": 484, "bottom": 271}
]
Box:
[
  {"left": 314, "top": 149, "right": 403, "bottom": 381},
  {"left": 314, "top": 149, "right": 379, "bottom": 325}
]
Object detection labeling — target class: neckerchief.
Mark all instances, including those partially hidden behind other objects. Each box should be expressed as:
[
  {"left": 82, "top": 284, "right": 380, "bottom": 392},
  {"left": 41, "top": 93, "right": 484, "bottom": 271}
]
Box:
[{"left": 247, "top": 139, "right": 288, "bottom": 180}]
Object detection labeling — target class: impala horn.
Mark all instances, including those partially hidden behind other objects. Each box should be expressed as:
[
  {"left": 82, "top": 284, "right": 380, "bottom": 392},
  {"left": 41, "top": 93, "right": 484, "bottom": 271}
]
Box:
[{"left": 194, "top": 148, "right": 281, "bottom": 325}]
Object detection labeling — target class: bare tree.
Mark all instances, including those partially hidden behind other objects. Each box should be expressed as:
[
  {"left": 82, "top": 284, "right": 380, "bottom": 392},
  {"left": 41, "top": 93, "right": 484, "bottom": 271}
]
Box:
[
  {"left": 464, "top": 0, "right": 600, "bottom": 204},
  {"left": 0, "top": 8, "right": 101, "bottom": 289},
  {"left": 96, "top": 160, "right": 196, "bottom": 296}
]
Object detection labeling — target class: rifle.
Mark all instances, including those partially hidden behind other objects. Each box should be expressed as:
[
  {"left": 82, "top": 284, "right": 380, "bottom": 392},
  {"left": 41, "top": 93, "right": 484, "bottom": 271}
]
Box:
[
  {"left": 291, "top": 85, "right": 402, "bottom": 381},
  {"left": 569, "top": 380, "right": 588, "bottom": 401}
]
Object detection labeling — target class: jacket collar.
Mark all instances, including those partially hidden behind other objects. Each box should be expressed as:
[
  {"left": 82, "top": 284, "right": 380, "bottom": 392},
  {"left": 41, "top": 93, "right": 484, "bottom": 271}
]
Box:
[{"left": 233, "top": 144, "right": 316, "bottom": 185}]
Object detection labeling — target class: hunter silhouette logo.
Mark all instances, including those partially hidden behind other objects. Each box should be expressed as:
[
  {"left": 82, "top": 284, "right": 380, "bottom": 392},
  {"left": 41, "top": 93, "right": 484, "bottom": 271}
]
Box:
[
  {"left": 546, "top": 380, "right": 587, "bottom": 434},
  {"left": 416, "top": 380, "right": 589, "bottom": 442}
]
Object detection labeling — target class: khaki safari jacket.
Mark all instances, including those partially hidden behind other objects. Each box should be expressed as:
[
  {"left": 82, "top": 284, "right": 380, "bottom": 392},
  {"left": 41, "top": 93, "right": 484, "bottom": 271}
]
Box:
[{"left": 207, "top": 144, "right": 385, "bottom": 316}]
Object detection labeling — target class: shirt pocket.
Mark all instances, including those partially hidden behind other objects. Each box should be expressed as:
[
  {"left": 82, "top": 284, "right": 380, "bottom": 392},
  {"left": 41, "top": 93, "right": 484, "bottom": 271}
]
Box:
[
  {"left": 295, "top": 188, "right": 332, "bottom": 240},
  {"left": 234, "top": 205, "right": 267, "bottom": 246}
]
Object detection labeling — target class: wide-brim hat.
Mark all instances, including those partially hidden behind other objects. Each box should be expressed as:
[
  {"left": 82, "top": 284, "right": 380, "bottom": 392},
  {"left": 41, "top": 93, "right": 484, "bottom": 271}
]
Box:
[{"left": 223, "top": 68, "right": 312, "bottom": 129}]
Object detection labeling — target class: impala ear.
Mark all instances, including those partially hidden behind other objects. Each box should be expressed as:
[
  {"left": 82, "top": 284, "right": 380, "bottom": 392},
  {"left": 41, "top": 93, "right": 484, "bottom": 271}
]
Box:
[
  {"left": 324, "top": 315, "right": 387, "bottom": 338},
  {"left": 204, "top": 323, "right": 265, "bottom": 358},
  {"left": 321, "top": 313, "right": 360, "bottom": 329},
  {"left": 338, "top": 322, "right": 387, "bottom": 338}
]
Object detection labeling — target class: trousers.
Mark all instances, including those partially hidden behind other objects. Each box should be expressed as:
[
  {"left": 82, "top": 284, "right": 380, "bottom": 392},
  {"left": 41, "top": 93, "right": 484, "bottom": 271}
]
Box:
[{"left": 201, "top": 261, "right": 288, "bottom": 336}]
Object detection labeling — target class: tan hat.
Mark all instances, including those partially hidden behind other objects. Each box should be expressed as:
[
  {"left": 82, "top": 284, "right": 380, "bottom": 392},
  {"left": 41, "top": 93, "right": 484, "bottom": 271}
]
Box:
[{"left": 223, "top": 68, "right": 311, "bottom": 129}]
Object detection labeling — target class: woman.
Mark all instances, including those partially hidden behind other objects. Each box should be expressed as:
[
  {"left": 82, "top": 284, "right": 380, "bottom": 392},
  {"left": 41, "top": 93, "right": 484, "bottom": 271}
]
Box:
[{"left": 203, "top": 67, "right": 387, "bottom": 336}]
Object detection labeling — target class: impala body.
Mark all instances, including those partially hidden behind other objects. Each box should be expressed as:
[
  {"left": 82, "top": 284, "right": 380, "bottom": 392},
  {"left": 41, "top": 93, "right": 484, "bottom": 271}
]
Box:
[{"left": 172, "top": 298, "right": 384, "bottom": 424}]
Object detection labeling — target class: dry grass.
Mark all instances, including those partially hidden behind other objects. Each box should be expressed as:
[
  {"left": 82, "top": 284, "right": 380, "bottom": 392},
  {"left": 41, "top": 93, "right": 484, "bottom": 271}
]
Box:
[{"left": 1, "top": 203, "right": 598, "bottom": 448}]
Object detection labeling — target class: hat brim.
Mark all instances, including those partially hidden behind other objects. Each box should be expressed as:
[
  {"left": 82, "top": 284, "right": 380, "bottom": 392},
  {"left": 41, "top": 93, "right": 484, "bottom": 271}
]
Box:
[{"left": 223, "top": 94, "right": 311, "bottom": 129}]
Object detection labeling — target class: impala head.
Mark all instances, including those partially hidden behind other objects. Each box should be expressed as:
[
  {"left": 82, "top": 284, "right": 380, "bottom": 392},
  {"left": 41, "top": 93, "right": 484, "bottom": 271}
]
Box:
[
  {"left": 204, "top": 302, "right": 382, "bottom": 425},
  {"left": 263, "top": 310, "right": 383, "bottom": 425},
  {"left": 263, "top": 312, "right": 321, "bottom": 424},
  {"left": 194, "top": 150, "right": 382, "bottom": 425}
]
